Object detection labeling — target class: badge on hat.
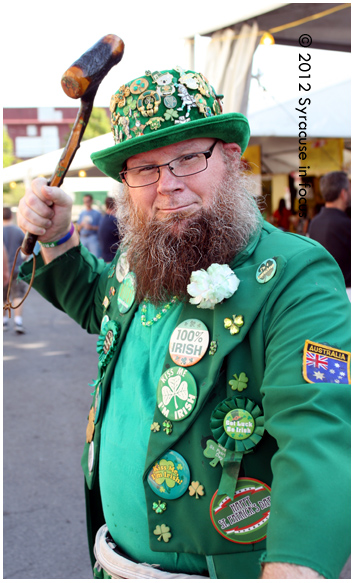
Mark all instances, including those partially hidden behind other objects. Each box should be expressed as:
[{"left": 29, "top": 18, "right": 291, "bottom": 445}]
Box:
[{"left": 303, "top": 340, "right": 351, "bottom": 384}]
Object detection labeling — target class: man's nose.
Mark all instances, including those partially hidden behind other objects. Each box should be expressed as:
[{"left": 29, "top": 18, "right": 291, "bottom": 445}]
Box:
[{"left": 156, "top": 165, "right": 184, "bottom": 195}]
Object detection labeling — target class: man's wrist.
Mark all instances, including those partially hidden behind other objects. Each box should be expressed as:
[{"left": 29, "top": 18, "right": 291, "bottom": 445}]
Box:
[
  {"left": 41, "top": 230, "right": 80, "bottom": 264},
  {"left": 39, "top": 223, "right": 75, "bottom": 248},
  {"left": 261, "top": 562, "right": 324, "bottom": 579}
]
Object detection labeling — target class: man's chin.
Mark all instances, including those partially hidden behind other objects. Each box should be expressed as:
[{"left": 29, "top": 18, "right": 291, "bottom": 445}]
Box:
[{"left": 154, "top": 208, "right": 202, "bottom": 233}]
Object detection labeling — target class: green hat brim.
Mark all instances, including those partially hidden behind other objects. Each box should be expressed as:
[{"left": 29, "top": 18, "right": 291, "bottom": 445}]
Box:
[{"left": 90, "top": 112, "right": 250, "bottom": 182}]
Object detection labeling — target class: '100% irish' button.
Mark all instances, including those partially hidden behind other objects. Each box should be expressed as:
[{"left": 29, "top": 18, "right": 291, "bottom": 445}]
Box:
[{"left": 169, "top": 319, "right": 209, "bottom": 367}]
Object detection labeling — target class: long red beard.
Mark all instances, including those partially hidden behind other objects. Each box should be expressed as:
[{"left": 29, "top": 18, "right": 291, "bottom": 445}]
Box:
[{"left": 117, "top": 166, "right": 261, "bottom": 306}]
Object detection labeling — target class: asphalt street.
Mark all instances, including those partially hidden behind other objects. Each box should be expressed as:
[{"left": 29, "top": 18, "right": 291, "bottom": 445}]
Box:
[
  {"left": 3, "top": 286, "right": 351, "bottom": 579},
  {"left": 3, "top": 287, "right": 97, "bottom": 579}
]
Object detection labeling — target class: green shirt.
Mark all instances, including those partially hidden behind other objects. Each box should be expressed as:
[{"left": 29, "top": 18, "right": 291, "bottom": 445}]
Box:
[{"left": 99, "top": 301, "right": 207, "bottom": 574}]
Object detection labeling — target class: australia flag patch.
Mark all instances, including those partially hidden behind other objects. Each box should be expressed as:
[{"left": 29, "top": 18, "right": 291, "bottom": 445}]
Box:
[{"left": 303, "top": 340, "right": 351, "bottom": 384}]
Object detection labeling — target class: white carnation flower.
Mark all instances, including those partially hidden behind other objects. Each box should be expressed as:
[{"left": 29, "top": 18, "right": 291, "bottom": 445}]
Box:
[{"left": 187, "top": 264, "right": 240, "bottom": 309}]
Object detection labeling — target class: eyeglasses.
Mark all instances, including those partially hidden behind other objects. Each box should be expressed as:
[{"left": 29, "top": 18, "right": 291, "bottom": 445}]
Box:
[{"left": 120, "top": 140, "right": 219, "bottom": 188}]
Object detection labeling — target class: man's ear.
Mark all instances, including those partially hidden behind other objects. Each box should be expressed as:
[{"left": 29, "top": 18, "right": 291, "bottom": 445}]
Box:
[{"left": 221, "top": 142, "right": 242, "bottom": 157}]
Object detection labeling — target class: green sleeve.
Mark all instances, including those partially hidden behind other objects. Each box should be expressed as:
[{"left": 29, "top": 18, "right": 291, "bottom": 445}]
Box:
[
  {"left": 260, "top": 243, "right": 350, "bottom": 578},
  {"left": 19, "top": 245, "right": 109, "bottom": 335}
]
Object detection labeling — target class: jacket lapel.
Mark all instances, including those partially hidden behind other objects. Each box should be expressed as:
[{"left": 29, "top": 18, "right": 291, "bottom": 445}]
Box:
[{"left": 143, "top": 255, "right": 287, "bottom": 475}]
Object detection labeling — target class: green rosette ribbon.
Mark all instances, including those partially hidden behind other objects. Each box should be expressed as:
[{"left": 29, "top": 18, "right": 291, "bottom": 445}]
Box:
[
  {"left": 96, "top": 320, "right": 120, "bottom": 370},
  {"left": 210, "top": 397, "right": 265, "bottom": 499}
]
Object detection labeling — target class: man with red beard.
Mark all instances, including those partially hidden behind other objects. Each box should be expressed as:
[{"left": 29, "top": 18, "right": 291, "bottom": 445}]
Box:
[{"left": 18, "top": 68, "right": 350, "bottom": 580}]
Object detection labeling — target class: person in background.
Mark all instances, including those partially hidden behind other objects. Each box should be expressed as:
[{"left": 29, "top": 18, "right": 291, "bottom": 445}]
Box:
[
  {"left": 98, "top": 196, "right": 121, "bottom": 262},
  {"left": 77, "top": 194, "right": 102, "bottom": 257},
  {"left": 308, "top": 171, "right": 351, "bottom": 300},
  {"left": 3, "top": 245, "right": 10, "bottom": 288},
  {"left": 3, "top": 207, "right": 27, "bottom": 333},
  {"left": 272, "top": 198, "right": 292, "bottom": 231}
]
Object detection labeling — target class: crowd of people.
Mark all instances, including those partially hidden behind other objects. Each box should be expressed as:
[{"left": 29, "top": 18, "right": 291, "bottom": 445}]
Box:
[
  {"left": 267, "top": 171, "right": 351, "bottom": 299},
  {"left": 77, "top": 194, "right": 121, "bottom": 260}
]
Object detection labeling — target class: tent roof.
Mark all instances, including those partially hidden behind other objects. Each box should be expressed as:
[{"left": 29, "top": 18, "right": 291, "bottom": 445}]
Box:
[
  {"left": 200, "top": 3, "right": 351, "bottom": 53},
  {"left": 2, "top": 133, "right": 111, "bottom": 184},
  {"left": 248, "top": 79, "right": 351, "bottom": 138}
]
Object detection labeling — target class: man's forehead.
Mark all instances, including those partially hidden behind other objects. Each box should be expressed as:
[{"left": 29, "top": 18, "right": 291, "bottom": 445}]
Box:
[{"left": 126, "top": 137, "right": 214, "bottom": 167}]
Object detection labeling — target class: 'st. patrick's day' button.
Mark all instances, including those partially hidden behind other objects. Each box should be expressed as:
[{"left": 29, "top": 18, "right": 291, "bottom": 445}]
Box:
[
  {"left": 157, "top": 366, "right": 197, "bottom": 421},
  {"left": 147, "top": 450, "right": 190, "bottom": 500},
  {"left": 210, "top": 477, "right": 271, "bottom": 544},
  {"left": 169, "top": 319, "right": 209, "bottom": 366}
]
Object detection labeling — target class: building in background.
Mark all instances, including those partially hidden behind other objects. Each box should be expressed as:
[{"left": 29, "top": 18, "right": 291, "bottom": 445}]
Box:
[
  {"left": 3, "top": 107, "right": 114, "bottom": 213},
  {"left": 4, "top": 107, "right": 81, "bottom": 160}
]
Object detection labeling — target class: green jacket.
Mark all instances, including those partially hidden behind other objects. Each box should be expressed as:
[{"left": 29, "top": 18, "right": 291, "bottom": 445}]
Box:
[{"left": 20, "top": 221, "right": 351, "bottom": 579}]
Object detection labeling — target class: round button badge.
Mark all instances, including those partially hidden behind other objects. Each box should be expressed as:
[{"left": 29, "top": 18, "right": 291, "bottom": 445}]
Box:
[
  {"left": 210, "top": 477, "right": 271, "bottom": 544},
  {"left": 169, "top": 319, "right": 209, "bottom": 367},
  {"left": 130, "top": 77, "right": 149, "bottom": 94},
  {"left": 256, "top": 258, "right": 277, "bottom": 284},
  {"left": 117, "top": 272, "right": 136, "bottom": 314},
  {"left": 157, "top": 366, "right": 197, "bottom": 421},
  {"left": 223, "top": 409, "right": 255, "bottom": 441},
  {"left": 147, "top": 450, "right": 190, "bottom": 500}
]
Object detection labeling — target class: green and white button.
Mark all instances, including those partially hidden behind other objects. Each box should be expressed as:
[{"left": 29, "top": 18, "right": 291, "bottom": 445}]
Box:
[
  {"left": 223, "top": 408, "right": 255, "bottom": 441},
  {"left": 256, "top": 258, "right": 277, "bottom": 284},
  {"left": 117, "top": 272, "right": 136, "bottom": 314},
  {"left": 157, "top": 366, "right": 197, "bottom": 421}
]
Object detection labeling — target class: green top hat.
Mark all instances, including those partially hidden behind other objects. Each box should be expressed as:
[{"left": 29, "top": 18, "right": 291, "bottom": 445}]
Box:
[{"left": 90, "top": 67, "right": 250, "bottom": 182}]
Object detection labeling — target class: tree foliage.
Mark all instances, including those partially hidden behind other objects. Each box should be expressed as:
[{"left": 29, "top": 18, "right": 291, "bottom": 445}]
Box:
[
  {"left": 3, "top": 128, "right": 15, "bottom": 168},
  {"left": 62, "top": 107, "right": 111, "bottom": 146},
  {"left": 82, "top": 108, "right": 111, "bottom": 141}
]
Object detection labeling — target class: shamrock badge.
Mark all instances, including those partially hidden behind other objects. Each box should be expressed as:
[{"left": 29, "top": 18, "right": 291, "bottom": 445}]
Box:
[
  {"left": 229, "top": 372, "right": 249, "bottom": 392},
  {"left": 152, "top": 500, "right": 167, "bottom": 514},
  {"left": 154, "top": 524, "right": 171, "bottom": 542},
  {"left": 189, "top": 481, "right": 205, "bottom": 499},
  {"left": 224, "top": 315, "right": 244, "bottom": 335},
  {"left": 150, "top": 422, "right": 161, "bottom": 433},
  {"left": 163, "top": 420, "right": 173, "bottom": 435}
]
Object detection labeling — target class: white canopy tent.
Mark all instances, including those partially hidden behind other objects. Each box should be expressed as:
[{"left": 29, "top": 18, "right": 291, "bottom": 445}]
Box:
[
  {"left": 2, "top": 133, "right": 115, "bottom": 197},
  {"left": 248, "top": 80, "right": 350, "bottom": 139}
]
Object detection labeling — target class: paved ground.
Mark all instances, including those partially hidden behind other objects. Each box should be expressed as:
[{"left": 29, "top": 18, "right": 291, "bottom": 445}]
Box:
[
  {"left": 3, "top": 288, "right": 96, "bottom": 579},
  {"left": 3, "top": 287, "right": 351, "bottom": 579}
]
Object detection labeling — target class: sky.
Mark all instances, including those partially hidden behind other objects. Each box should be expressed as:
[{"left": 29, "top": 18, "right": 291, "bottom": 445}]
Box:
[{"left": 1, "top": 0, "right": 352, "bottom": 114}]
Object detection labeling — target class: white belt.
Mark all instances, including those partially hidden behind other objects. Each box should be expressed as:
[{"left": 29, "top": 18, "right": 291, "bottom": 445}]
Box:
[{"left": 94, "top": 524, "right": 209, "bottom": 579}]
